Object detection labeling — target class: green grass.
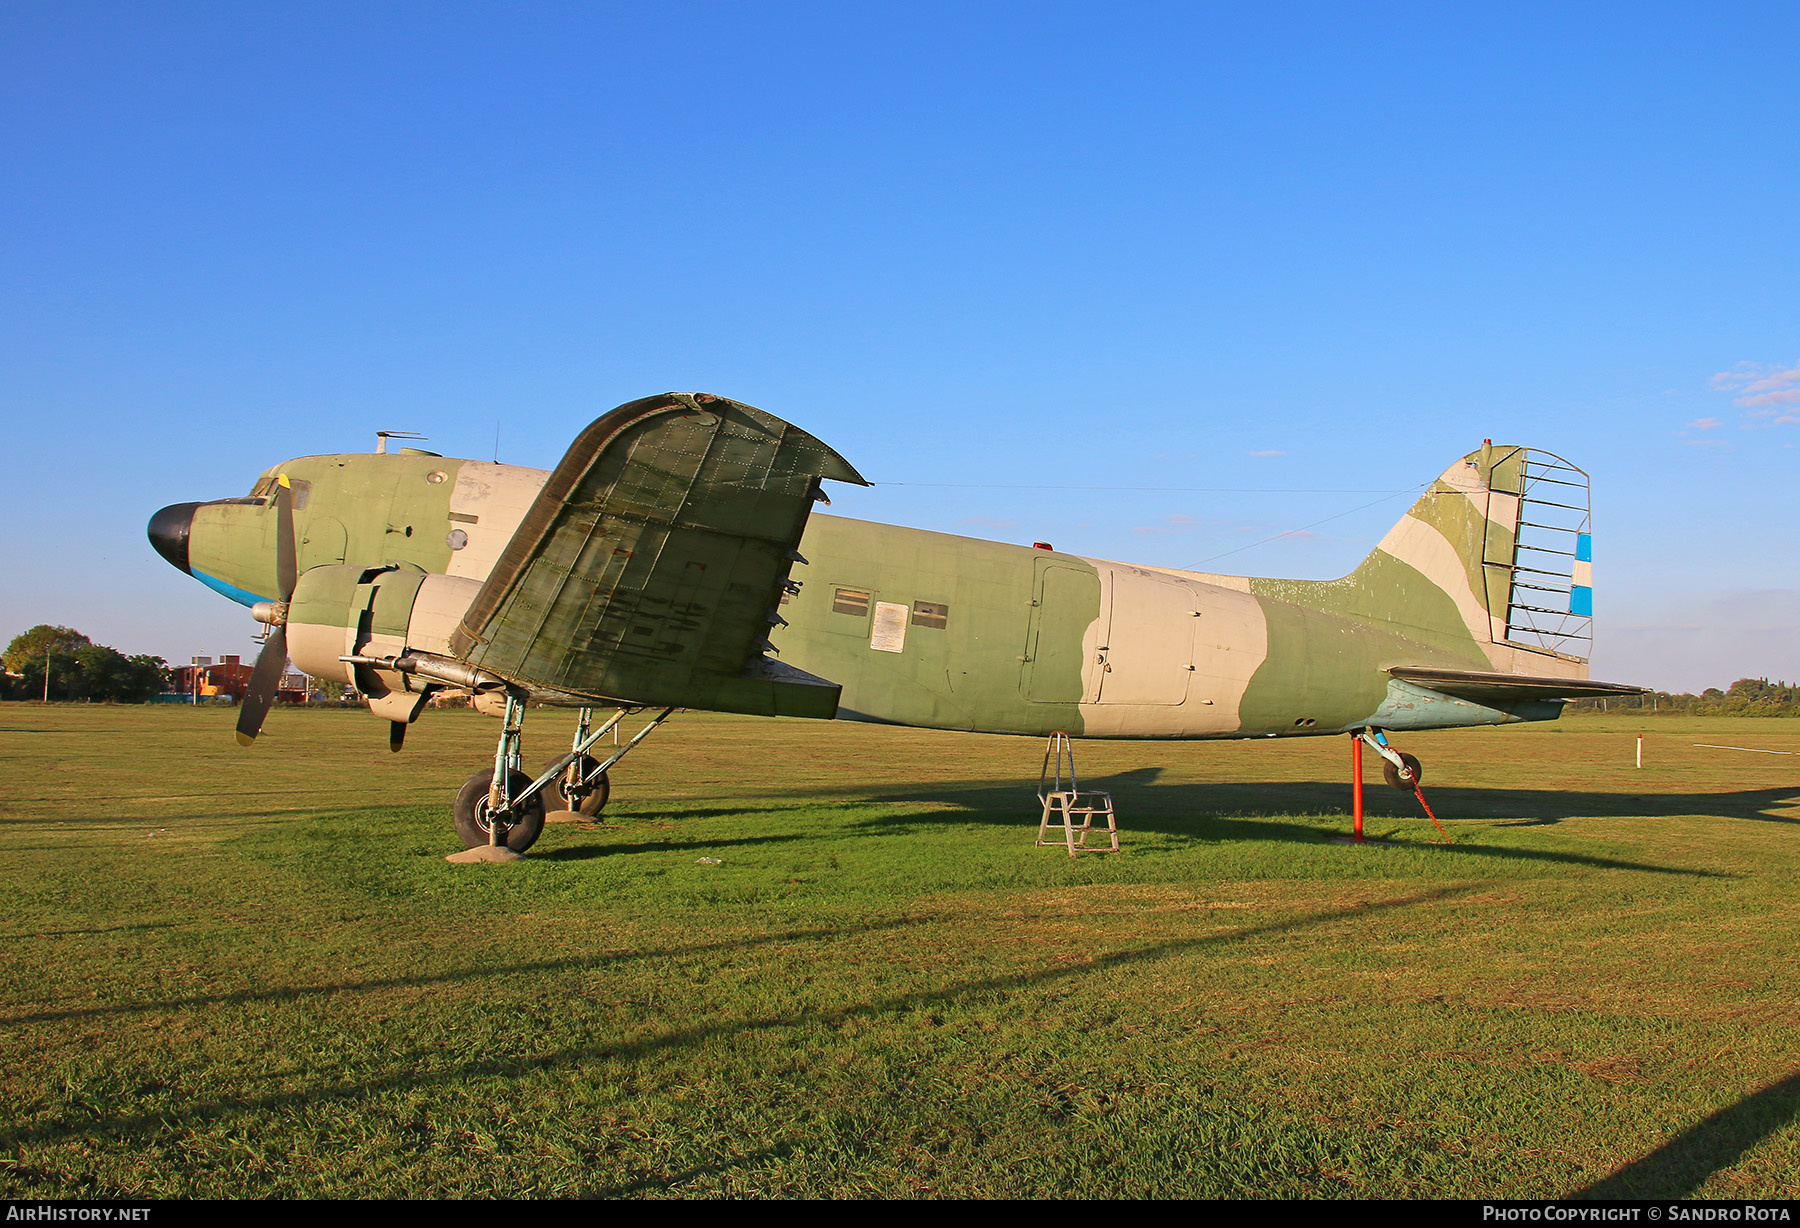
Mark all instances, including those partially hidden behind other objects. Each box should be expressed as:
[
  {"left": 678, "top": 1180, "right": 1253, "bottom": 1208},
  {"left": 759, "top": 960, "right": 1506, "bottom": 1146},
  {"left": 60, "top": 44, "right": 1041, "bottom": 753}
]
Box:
[{"left": 1, "top": 703, "right": 1797, "bottom": 1198}]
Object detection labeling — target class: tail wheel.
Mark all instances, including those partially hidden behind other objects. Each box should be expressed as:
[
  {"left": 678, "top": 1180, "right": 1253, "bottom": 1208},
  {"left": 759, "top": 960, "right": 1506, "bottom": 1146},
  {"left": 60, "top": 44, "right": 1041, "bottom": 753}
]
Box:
[
  {"left": 453, "top": 769, "right": 546, "bottom": 852},
  {"left": 544, "top": 754, "right": 611, "bottom": 817},
  {"left": 1382, "top": 752, "right": 1423, "bottom": 791}
]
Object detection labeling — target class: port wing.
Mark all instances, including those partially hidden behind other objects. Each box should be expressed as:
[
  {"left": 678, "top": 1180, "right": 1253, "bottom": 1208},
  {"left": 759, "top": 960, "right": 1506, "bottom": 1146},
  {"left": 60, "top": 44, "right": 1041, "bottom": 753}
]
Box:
[{"left": 450, "top": 393, "right": 866, "bottom": 717}]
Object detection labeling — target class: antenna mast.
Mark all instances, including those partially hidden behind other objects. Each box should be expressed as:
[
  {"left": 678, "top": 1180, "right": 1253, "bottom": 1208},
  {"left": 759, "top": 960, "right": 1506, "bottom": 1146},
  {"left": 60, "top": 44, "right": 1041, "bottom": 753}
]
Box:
[{"left": 375, "top": 430, "right": 428, "bottom": 455}]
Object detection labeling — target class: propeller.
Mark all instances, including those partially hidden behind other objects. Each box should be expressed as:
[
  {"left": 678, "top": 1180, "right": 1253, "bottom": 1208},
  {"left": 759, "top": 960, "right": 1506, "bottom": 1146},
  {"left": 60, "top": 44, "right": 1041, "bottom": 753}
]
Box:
[{"left": 236, "top": 475, "right": 298, "bottom": 746}]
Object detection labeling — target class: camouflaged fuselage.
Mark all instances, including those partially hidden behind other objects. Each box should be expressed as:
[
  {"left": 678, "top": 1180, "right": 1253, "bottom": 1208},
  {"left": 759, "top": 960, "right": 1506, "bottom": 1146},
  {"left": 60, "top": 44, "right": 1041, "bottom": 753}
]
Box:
[{"left": 175, "top": 442, "right": 1588, "bottom": 739}]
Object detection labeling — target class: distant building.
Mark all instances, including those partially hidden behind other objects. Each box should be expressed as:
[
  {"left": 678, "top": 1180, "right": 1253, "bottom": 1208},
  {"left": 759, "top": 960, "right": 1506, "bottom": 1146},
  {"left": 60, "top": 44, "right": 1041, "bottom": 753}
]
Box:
[{"left": 167, "top": 655, "right": 253, "bottom": 703}]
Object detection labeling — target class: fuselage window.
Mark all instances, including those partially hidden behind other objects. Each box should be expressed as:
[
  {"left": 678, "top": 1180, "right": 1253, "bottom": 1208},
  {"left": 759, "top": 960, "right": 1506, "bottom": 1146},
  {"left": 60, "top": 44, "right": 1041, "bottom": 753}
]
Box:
[
  {"left": 832, "top": 588, "right": 872, "bottom": 617},
  {"left": 911, "top": 601, "right": 949, "bottom": 629}
]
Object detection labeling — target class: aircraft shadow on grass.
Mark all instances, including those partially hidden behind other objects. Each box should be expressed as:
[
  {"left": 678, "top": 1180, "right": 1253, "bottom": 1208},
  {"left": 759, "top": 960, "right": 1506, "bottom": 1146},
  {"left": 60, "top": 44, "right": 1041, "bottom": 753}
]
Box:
[
  {"left": 756, "top": 768, "right": 1794, "bottom": 878},
  {"left": 1574, "top": 1068, "right": 1800, "bottom": 1200},
  {"left": 854, "top": 766, "right": 1800, "bottom": 829},
  {"left": 504, "top": 769, "right": 1793, "bottom": 877}
]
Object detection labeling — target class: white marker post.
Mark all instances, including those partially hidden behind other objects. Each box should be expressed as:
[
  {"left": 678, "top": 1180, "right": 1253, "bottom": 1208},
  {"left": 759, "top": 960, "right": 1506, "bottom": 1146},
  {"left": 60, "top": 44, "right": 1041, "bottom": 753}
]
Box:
[{"left": 1636, "top": 734, "right": 1643, "bottom": 769}]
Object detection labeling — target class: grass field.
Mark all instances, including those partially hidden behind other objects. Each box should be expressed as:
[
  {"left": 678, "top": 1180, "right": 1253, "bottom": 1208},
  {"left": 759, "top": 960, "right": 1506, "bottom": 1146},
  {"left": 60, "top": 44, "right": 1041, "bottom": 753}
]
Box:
[{"left": 1, "top": 702, "right": 1797, "bottom": 1199}]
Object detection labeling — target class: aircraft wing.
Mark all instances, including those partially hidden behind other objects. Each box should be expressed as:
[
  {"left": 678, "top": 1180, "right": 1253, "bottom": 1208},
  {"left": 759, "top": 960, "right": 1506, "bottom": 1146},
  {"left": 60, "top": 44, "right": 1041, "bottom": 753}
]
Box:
[
  {"left": 449, "top": 393, "right": 867, "bottom": 717},
  {"left": 1388, "top": 666, "right": 1647, "bottom": 705}
]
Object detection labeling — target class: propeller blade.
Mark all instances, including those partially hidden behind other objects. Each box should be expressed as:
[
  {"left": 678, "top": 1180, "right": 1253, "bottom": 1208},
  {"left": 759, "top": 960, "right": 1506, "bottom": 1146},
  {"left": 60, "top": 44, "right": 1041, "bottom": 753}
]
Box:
[
  {"left": 235, "top": 626, "right": 288, "bottom": 746},
  {"left": 388, "top": 720, "right": 406, "bottom": 753},
  {"left": 235, "top": 481, "right": 300, "bottom": 746},
  {"left": 273, "top": 474, "right": 298, "bottom": 599}
]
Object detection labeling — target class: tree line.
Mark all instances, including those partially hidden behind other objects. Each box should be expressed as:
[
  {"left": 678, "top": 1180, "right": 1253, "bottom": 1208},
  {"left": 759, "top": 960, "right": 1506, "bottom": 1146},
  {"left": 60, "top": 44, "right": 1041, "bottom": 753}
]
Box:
[
  {"left": 1, "top": 625, "right": 169, "bottom": 703},
  {"left": 1571, "top": 677, "right": 1800, "bottom": 717}
]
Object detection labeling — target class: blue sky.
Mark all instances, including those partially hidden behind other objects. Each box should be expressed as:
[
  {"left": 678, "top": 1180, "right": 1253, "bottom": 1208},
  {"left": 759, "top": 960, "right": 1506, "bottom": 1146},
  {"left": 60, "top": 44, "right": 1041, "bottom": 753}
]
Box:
[{"left": 2, "top": 2, "right": 1795, "bottom": 692}]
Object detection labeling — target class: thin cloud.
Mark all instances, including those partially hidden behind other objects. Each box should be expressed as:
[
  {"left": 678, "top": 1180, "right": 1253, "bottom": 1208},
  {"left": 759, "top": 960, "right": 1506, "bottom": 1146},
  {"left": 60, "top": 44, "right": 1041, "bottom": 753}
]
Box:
[
  {"left": 1247, "top": 449, "right": 1286, "bottom": 458},
  {"left": 1687, "top": 417, "right": 1722, "bottom": 431},
  {"left": 1712, "top": 361, "right": 1800, "bottom": 416}
]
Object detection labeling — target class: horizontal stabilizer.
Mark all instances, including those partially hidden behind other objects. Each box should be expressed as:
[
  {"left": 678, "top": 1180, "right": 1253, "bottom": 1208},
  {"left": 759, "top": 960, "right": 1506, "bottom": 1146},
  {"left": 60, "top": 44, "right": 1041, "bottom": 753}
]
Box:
[{"left": 1389, "top": 666, "right": 1646, "bottom": 705}]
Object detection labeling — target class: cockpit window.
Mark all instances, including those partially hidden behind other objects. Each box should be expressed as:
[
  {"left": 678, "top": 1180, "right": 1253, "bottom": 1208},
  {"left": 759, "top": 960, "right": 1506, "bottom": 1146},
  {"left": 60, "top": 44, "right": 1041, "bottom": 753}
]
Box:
[{"left": 247, "top": 469, "right": 308, "bottom": 508}]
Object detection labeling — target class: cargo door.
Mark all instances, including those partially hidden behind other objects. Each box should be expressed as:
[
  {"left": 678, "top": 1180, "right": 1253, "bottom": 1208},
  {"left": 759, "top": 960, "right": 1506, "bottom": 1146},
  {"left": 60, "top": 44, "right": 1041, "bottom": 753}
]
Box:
[{"left": 1094, "top": 569, "right": 1194, "bottom": 706}]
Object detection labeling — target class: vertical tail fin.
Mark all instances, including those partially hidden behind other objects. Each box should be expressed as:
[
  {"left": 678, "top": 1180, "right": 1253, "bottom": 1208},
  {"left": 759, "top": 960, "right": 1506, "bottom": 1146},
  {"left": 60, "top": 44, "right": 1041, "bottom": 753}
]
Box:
[{"left": 1362, "top": 443, "right": 1593, "bottom": 671}]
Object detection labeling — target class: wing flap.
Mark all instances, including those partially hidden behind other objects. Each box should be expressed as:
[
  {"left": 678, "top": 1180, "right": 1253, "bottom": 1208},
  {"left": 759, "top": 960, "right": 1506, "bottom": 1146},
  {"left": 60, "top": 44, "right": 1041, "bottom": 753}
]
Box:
[{"left": 451, "top": 393, "right": 865, "bottom": 716}]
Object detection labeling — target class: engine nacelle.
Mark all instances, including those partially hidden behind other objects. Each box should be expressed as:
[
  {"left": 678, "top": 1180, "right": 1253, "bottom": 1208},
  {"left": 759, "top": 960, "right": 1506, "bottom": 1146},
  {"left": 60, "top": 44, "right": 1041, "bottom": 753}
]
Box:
[{"left": 286, "top": 564, "right": 486, "bottom": 722}]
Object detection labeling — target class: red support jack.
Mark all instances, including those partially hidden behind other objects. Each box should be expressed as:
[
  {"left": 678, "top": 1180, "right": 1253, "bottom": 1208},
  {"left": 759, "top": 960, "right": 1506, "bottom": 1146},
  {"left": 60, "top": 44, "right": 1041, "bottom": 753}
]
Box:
[{"left": 1350, "top": 733, "right": 1365, "bottom": 842}]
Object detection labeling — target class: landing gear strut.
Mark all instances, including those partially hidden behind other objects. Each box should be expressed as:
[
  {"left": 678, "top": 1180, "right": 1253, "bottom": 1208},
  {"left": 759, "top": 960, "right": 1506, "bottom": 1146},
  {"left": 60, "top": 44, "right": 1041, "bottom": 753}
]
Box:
[
  {"left": 450, "top": 695, "right": 675, "bottom": 854},
  {"left": 546, "top": 754, "right": 611, "bottom": 817},
  {"left": 544, "top": 705, "right": 615, "bottom": 818},
  {"left": 1361, "top": 728, "right": 1421, "bottom": 789}
]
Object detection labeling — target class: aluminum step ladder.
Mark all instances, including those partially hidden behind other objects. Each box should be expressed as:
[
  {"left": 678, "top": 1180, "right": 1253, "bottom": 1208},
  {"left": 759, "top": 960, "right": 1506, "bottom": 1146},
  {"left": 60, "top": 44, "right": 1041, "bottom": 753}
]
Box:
[{"left": 1036, "top": 732, "right": 1119, "bottom": 857}]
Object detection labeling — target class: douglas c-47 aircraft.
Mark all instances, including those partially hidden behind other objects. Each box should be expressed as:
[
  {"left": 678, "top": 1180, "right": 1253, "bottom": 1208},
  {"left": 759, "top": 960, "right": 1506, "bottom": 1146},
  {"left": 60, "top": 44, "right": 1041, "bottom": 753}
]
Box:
[{"left": 148, "top": 393, "right": 1643, "bottom": 852}]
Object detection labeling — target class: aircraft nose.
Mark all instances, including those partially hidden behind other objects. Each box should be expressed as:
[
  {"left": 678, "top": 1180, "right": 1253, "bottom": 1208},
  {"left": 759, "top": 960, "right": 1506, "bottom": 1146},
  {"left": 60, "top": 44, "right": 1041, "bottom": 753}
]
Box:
[{"left": 148, "top": 502, "right": 201, "bottom": 575}]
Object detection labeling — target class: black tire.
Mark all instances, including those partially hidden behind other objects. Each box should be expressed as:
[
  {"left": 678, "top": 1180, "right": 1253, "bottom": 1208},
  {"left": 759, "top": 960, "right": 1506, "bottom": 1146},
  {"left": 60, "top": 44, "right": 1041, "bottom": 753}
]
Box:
[
  {"left": 1382, "top": 752, "right": 1423, "bottom": 791},
  {"left": 453, "top": 769, "right": 546, "bottom": 852},
  {"left": 543, "top": 754, "right": 611, "bottom": 817}
]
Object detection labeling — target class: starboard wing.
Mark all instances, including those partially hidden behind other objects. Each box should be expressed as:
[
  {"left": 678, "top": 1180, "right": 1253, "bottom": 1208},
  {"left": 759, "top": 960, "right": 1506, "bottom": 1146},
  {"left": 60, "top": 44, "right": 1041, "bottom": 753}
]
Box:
[
  {"left": 1388, "top": 666, "right": 1646, "bottom": 705},
  {"left": 449, "top": 393, "right": 867, "bottom": 717}
]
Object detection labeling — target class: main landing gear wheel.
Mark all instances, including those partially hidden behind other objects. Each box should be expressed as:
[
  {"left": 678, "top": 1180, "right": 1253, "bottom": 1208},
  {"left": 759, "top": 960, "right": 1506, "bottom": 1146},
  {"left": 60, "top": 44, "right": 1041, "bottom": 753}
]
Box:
[
  {"left": 453, "top": 769, "right": 546, "bottom": 852},
  {"left": 1382, "top": 752, "right": 1423, "bottom": 791},
  {"left": 545, "top": 754, "right": 611, "bottom": 818}
]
